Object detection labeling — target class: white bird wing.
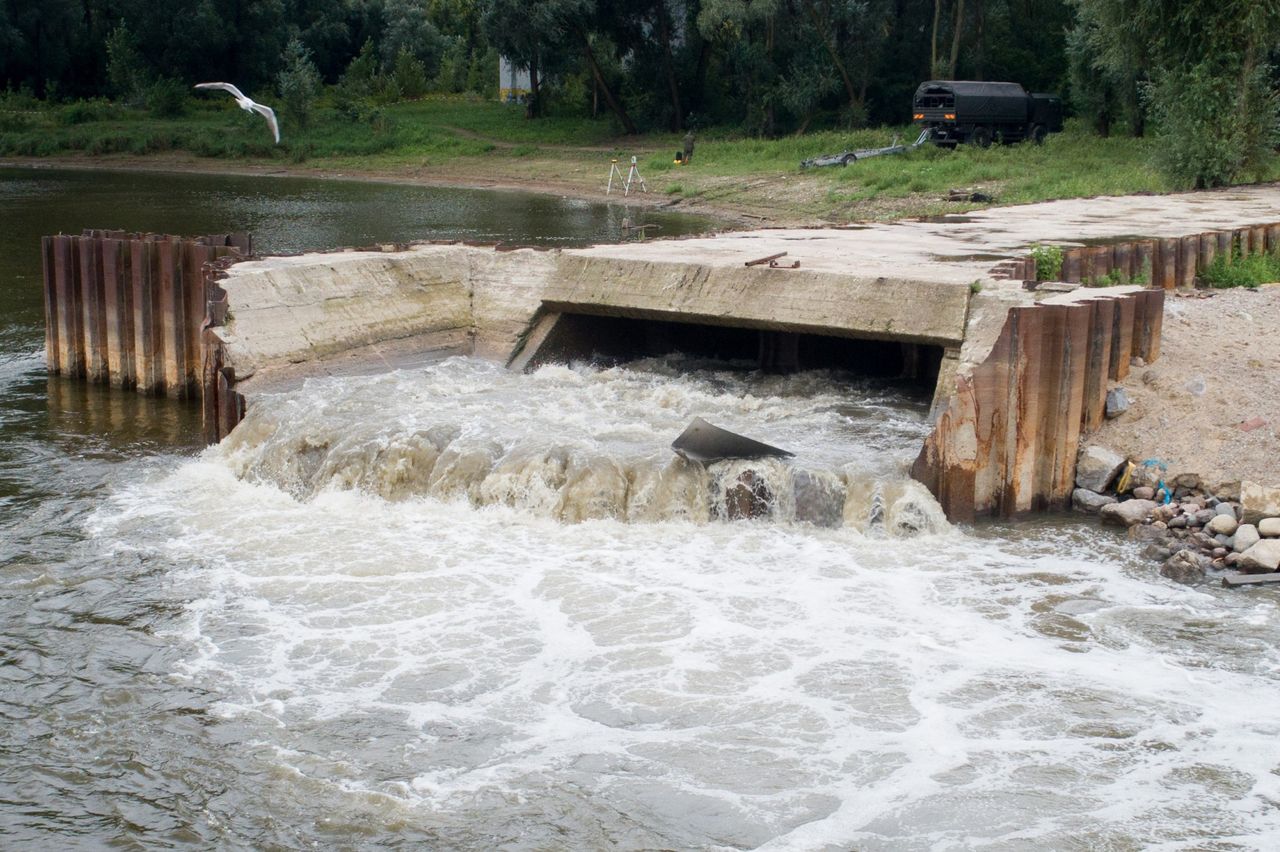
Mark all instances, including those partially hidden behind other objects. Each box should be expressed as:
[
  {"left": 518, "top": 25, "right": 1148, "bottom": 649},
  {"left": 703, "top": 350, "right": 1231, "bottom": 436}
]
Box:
[
  {"left": 194, "top": 82, "right": 246, "bottom": 100},
  {"left": 251, "top": 103, "right": 281, "bottom": 144}
]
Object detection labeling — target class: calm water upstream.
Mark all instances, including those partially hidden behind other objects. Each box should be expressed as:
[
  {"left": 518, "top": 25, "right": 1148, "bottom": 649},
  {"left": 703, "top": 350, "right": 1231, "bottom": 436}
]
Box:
[{"left": 2, "top": 166, "right": 1280, "bottom": 850}]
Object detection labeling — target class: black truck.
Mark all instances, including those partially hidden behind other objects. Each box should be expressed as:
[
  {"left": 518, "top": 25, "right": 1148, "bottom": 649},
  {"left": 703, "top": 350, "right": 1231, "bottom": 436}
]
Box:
[{"left": 912, "top": 81, "right": 1063, "bottom": 148}]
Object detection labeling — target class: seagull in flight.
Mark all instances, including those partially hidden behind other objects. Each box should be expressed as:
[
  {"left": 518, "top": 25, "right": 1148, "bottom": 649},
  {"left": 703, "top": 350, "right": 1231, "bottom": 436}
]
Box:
[{"left": 194, "top": 82, "right": 280, "bottom": 144}]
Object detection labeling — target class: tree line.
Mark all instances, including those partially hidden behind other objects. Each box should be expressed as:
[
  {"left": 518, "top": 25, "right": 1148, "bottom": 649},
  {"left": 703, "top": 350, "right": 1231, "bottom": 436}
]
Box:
[{"left": 2, "top": 0, "right": 1278, "bottom": 186}]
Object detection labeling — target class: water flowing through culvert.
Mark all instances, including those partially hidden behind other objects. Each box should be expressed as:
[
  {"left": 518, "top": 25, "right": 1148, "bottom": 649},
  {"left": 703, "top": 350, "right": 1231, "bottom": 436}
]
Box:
[
  {"left": 217, "top": 357, "right": 948, "bottom": 535},
  {"left": 78, "top": 355, "right": 1280, "bottom": 849}
]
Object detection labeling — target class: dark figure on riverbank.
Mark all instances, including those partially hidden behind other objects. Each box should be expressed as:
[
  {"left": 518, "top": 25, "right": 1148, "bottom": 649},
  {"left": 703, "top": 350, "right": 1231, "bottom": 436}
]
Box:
[{"left": 683, "top": 131, "right": 695, "bottom": 164}]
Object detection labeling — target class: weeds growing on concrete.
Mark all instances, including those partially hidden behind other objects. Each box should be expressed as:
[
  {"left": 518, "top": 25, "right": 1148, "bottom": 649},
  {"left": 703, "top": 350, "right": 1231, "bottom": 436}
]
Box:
[{"left": 1030, "top": 244, "right": 1065, "bottom": 281}]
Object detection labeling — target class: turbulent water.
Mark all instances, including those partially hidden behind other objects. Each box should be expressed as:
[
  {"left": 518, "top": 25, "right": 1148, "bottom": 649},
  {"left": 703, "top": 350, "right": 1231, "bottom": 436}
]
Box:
[
  {"left": 219, "top": 358, "right": 946, "bottom": 533},
  {"left": 4, "top": 168, "right": 1280, "bottom": 849}
]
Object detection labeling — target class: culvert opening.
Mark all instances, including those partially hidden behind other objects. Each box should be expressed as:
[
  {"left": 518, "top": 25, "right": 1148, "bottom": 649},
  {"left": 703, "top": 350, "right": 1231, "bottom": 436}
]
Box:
[{"left": 518, "top": 313, "right": 944, "bottom": 388}]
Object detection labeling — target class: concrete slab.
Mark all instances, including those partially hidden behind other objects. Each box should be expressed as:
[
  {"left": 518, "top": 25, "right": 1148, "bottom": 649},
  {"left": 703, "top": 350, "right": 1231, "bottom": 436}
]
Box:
[{"left": 571, "top": 184, "right": 1280, "bottom": 287}]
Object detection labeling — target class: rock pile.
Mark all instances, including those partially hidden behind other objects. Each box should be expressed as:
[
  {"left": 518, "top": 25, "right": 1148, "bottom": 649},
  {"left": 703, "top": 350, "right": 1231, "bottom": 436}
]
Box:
[{"left": 1072, "top": 444, "right": 1280, "bottom": 585}]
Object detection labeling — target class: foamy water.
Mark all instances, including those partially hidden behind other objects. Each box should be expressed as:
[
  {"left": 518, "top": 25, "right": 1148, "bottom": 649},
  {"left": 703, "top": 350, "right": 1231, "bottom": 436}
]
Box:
[
  {"left": 219, "top": 358, "right": 945, "bottom": 532},
  {"left": 84, "top": 359, "right": 1280, "bottom": 849}
]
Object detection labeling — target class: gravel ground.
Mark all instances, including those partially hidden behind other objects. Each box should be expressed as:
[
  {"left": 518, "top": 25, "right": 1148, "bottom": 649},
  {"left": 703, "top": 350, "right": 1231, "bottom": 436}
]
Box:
[{"left": 1087, "top": 284, "right": 1280, "bottom": 496}]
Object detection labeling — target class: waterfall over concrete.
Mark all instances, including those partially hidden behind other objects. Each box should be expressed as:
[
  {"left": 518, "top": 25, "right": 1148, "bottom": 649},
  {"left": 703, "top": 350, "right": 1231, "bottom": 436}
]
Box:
[{"left": 218, "top": 357, "right": 949, "bottom": 535}]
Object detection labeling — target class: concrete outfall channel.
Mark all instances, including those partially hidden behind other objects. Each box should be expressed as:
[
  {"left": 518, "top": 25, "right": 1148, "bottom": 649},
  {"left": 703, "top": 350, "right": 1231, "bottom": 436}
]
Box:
[{"left": 40, "top": 185, "right": 1280, "bottom": 521}]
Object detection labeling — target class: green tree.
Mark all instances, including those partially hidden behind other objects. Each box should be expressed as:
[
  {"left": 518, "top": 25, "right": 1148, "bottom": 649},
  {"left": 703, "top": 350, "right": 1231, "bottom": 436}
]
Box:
[
  {"left": 383, "top": 0, "right": 447, "bottom": 77},
  {"left": 277, "top": 36, "right": 321, "bottom": 129},
  {"left": 1072, "top": 0, "right": 1280, "bottom": 186},
  {"left": 697, "top": 0, "right": 783, "bottom": 133},
  {"left": 480, "top": 0, "right": 584, "bottom": 120},
  {"left": 392, "top": 46, "right": 430, "bottom": 98},
  {"left": 105, "top": 21, "right": 147, "bottom": 105},
  {"left": 1065, "top": 0, "right": 1145, "bottom": 136},
  {"left": 1147, "top": 61, "right": 1277, "bottom": 189}
]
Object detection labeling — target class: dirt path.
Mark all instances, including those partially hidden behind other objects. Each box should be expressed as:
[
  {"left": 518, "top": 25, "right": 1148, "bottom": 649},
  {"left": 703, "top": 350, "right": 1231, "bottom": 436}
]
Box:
[{"left": 1088, "top": 285, "right": 1280, "bottom": 494}]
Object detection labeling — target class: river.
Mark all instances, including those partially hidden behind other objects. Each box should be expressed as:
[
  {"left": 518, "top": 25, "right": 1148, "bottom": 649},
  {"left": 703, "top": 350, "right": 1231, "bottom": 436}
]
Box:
[{"left": 2, "top": 166, "right": 1279, "bottom": 850}]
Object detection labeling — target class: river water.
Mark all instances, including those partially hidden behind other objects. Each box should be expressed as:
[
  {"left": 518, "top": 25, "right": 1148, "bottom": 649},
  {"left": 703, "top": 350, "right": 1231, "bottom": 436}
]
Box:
[{"left": 2, "top": 166, "right": 1280, "bottom": 850}]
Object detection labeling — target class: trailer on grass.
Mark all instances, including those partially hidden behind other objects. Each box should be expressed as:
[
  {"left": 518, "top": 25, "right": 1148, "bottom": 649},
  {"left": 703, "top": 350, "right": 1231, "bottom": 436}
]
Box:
[{"left": 799, "top": 128, "right": 933, "bottom": 169}]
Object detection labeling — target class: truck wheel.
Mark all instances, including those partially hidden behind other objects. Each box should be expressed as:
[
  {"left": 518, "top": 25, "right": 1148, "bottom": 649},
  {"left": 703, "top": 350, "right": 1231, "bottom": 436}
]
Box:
[
  {"left": 1031, "top": 124, "right": 1048, "bottom": 145},
  {"left": 841, "top": 153, "right": 857, "bottom": 166},
  {"left": 970, "top": 126, "right": 992, "bottom": 149}
]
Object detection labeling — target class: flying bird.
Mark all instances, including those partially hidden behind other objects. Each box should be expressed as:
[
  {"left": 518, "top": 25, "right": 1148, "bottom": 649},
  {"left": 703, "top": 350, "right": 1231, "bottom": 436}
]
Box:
[{"left": 194, "top": 82, "right": 280, "bottom": 144}]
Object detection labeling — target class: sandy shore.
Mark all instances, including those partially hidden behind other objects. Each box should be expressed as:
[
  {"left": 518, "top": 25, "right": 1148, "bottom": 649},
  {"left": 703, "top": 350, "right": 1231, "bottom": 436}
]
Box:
[
  {"left": 0, "top": 153, "right": 773, "bottom": 229},
  {"left": 1088, "top": 285, "right": 1280, "bottom": 494}
]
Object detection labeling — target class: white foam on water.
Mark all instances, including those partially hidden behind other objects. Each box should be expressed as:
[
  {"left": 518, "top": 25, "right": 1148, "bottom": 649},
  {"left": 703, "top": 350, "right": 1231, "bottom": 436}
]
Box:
[{"left": 85, "top": 359, "right": 1280, "bottom": 849}]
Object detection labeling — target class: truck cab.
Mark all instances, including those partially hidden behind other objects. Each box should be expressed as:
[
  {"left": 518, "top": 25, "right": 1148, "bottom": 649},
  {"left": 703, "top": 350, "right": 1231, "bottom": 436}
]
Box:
[{"left": 913, "top": 81, "right": 1062, "bottom": 147}]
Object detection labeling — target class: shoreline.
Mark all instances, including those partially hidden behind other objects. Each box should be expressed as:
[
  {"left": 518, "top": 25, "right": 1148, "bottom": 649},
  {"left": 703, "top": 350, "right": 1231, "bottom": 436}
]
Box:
[
  {"left": 0, "top": 153, "right": 771, "bottom": 230},
  {"left": 1067, "top": 286, "right": 1280, "bottom": 585}
]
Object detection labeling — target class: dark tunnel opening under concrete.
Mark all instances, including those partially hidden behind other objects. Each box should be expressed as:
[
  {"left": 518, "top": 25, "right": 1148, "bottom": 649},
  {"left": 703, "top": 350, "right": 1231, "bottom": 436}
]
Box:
[{"left": 519, "top": 312, "right": 945, "bottom": 390}]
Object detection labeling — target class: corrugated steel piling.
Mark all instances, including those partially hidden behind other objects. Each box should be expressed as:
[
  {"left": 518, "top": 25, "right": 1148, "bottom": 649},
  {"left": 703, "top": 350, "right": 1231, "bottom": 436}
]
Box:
[{"left": 41, "top": 231, "right": 249, "bottom": 398}]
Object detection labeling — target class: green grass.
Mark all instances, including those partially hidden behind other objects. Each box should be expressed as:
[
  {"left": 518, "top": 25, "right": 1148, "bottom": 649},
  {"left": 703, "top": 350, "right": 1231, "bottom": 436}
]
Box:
[
  {"left": 1199, "top": 247, "right": 1280, "bottom": 288},
  {"left": 0, "top": 94, "right": 612, "bottom": 160},
  {"left": 4, "top": 93, "right": 1280, "bottom": 222},
  {"left": 824, "top": 124, "right": 1178, "bottom": 204}
]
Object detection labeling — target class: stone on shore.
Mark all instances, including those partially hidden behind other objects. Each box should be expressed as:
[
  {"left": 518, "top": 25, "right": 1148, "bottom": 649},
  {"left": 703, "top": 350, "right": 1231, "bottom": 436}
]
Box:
[
  {"left": 1207, "top": 515, "right": 1238, "bottom": 536},
  {"left": 1214, "top": 503, "right": 1237, "bottom": 519},
  {"left": 1100, "top": 499, "right": 1157, "bottom": 527},
  {"left": 1160, "top": 549, "right": 1207, "bottom": 584},
  {"left": 1241, "top": 481, "right": 1280, "bottom": 525},
  {"left": 1259, "top": 518, "right": 1280, "bottom": 538},
  {"left": 1105, "top": 388, "right": 1130, "bottom": 419},
  {"left": 1234, "top": 524, "right": 1260, "bottom": 553},
  {"left": 1075, "top": 446, "right": 1126, "bottom": 492},
  {"left": 1133, "top": 486, "right": 1155, "bottom": 500},
  {"left": 1072, "top": 488, "right": 1117, "bottom": 514},
  {"left": 1238, "top": 540, "right": 1280, "bottom": 574}
]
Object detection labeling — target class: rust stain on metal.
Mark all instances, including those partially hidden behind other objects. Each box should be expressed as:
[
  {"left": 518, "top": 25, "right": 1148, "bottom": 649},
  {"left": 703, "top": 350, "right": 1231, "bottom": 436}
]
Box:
[{"left": 744, "top": 251, "right": 787, "bottom": 267}]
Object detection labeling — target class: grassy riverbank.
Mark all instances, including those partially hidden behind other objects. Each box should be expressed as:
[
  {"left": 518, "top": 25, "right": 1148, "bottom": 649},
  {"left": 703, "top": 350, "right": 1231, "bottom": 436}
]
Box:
[{"left": 4, "top": 94, "right": 1278, "bottom": 225}]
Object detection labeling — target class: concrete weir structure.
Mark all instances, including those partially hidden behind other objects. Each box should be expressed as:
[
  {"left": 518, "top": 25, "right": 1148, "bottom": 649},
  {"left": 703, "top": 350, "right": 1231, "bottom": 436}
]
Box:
[{"left": 43, "top": 186, "right": 1280, "bottom": 520}]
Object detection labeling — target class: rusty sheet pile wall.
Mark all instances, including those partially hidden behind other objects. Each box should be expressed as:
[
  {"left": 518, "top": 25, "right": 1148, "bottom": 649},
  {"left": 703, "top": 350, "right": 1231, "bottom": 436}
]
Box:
[
  {"left": 987, "top": 224, "right": 1280, "bottom": 290},
  {"left": 1057, "top": 225, "right": 1280, "bottom": 289},
  {"left": 42, "top": 230, "right": 249, "bottom": 399},
  {"left": 912, "top": 289, "right": 1164, "bottom": 521},
  {"left": 201, "top": 265, "right": 251, "bottom": 445}
]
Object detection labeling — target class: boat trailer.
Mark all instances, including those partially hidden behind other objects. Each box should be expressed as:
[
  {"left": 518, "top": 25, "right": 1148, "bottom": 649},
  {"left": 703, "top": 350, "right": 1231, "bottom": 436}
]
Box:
[{"left": 800, "top": 128, "right": 933, "bottom": 169}]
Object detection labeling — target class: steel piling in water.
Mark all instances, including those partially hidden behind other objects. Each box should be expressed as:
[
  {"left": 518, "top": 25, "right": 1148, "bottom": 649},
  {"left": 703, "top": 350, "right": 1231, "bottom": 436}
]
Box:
[
  {"left": 43, "top": 230, "right": 250, "bottom": 407},
  {"left": 41, "top": 236, "right": 59, "bottom": 375}
]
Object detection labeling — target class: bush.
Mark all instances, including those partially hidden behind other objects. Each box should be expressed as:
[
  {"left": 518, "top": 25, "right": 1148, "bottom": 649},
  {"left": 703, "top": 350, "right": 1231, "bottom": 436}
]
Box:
[
  {"left": 1146, "top": 61, "right": 1278, "bottom": 189},
  {"left": 434, "top": 38, "right": 469, "bottom": 94},
  {"left": 277, "top": 37, "right": 321, "bottom": 129},
  {"left": 466, "top": 49, "right": 499, "bottom": 98},
  {"left": 337, "top": 38, "right": 379, "bottom": 104},
  {"left": 393, "top": 47, "right": 429, "bottom": 99},
  {"left": 1030, "top": 243, "right": 1065, "bottom": 281},
  {"left": 56, "top": 100, "right": 111, "bottom": 125},
  {"left": 147, "top": 78, "right": 188, "bottom": 118}
]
